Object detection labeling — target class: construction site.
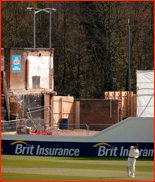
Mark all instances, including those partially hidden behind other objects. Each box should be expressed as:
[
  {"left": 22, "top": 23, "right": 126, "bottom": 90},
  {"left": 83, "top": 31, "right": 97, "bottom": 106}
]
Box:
[
  {"left": 1, "top": 2, "right": 154, "bottom": 182},
  {"left": 2, "top": 48, "right": 152, "bottom": 137},
  {"left": 1, "top": 47, "right": 154, "bottom": 153}
]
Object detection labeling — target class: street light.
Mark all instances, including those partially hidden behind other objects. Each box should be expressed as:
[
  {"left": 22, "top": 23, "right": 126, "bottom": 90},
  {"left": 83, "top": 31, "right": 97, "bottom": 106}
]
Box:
[{"left": 26, "top": 7, "right": 56, "bottom": 49}]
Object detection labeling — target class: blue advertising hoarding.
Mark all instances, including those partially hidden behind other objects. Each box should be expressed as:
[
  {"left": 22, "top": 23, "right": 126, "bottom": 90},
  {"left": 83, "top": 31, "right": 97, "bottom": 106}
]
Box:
[
  {"left": 1, "top": 140, "right": 154, "bottom": 158},
  {"left": 12, "top": 55, "right": 21, "bottom": 73}
]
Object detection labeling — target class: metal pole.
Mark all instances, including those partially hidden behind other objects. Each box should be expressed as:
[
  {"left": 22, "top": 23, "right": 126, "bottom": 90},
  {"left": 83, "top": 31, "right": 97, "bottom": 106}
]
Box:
[
  {"left": 16, "top": 120, "right": 17, "bottom": 134},
  {"left": 25, "top": 121, "right": 26, "bottom": 135},
  {"left": 128, "top": 19, "right": 131, "bottom": 94},
  {"left": 3, "top": 122, "right": 4, "bottom": 133},
  {"left": 49, "top": 11, "right": 52, "bottom": 49},
  {"left": 39, "top": 123, "right": 42, "bottom": 135},
  {"left": 33, "top": 10, "right": 36, "bottom": 48},
  {"left": 86, "top": 124, "right": 89, "bottom": 136}
]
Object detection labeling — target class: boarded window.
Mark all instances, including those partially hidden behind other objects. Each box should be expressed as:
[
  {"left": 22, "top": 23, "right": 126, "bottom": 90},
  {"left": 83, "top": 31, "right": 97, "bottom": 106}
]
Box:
[{"left": 32, "top": 76, "right": 40, "bottom": 89}]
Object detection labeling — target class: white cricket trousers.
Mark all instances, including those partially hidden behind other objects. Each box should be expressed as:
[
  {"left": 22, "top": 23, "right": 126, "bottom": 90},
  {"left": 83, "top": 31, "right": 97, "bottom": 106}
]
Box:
[{"left": 126, "top": 157, "right": 136, "bottom": 177}]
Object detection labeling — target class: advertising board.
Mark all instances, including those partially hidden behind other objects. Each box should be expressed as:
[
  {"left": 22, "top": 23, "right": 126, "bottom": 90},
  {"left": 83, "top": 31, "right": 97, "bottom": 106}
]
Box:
[
  {"left": 12, "top": 55, "right": 21, "bottom": 73},
  {"left": 2, "top": 140, "right": 154, "bottom": 158}
]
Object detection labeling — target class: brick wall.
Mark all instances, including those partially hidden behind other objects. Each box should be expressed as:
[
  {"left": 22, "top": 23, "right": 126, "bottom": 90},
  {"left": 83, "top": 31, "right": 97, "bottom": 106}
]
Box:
[
  {"left": 4, "top": 48, "right": 54, "bottom": 91},
  {"left": 75, "top": 99, "right": 122, "bottom": 131},
  {"left": 10, "top": 95, "right": 24, "bottom": 120},
  {"left": 5, "top": 48, "right": 26, "bottom": 90},
  {"left": 10, "top": 49, "right": 26, "bottom": 90}
]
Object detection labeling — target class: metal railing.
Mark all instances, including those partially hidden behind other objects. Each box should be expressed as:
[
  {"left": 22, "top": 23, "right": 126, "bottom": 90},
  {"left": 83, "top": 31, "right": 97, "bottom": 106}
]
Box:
[
  {"left": 45, "top": 122, "right": 89, "bottom": 136},
  {"left": 1, "top": 118, "right": 41, "bottom": 134},
  {"left": 89, "top": 124, "right": 113, "bottom": 131},
  {"left": 26, "top": 105, "right": 57, "bottom": 126},
  {"left": 1, "top": 119, "right": 26, "bottom": 133},
  {"left": 1, "top": 119, "right": 114, "bottom": 136},
  {"left": 1, "top": 120, "right": 16, "bottom": 133}
]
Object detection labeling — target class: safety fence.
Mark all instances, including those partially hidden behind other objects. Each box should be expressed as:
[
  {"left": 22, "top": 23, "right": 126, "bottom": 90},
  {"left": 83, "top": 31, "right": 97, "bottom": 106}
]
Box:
[
  {"left": 1, "top": 119, "right": 25, "bottom": 133},
  {"left": 89, "top": 124, "right": 113, "bottom": 131},
  {"left": 1, "top": 119, "right": 114, "bottom": 136},
  {"left": 1, "top": 120, "right": 16, "bottom": 133}
]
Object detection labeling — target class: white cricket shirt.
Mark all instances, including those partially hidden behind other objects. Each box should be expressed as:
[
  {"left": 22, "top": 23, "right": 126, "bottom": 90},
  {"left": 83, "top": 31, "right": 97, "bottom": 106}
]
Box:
[{"left": 128, "top": 146, "right": 139, "bottom": 158}]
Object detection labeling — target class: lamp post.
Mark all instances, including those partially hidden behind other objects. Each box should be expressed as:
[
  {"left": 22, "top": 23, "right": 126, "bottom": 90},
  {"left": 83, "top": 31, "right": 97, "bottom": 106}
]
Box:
[{"left": 26, "top": 7, "right": 56, "bottom": 48}]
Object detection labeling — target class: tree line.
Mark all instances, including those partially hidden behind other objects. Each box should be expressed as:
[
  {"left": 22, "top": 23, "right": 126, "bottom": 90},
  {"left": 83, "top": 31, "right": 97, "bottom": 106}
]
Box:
[{"left": 1, "top": 1, "right": 154, "bottom": 98}]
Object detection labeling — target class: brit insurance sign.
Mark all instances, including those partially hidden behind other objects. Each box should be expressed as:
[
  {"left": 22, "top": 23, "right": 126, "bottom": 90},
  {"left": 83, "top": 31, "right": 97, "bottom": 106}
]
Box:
[
  {"left": 12, "top": 55, "right": 21, "bottom": 73},
  {"left": 1, "top": 140, "right": 154, "bottom": 158}
]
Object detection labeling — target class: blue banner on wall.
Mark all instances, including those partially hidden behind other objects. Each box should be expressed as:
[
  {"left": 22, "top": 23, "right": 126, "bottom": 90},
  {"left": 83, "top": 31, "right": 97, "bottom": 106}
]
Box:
[
  {"left": 2, "top": 140, "right": 154, "bottom": 158},
  {"left": 12, "top": 55, "right": 21, "bottom": 73}
]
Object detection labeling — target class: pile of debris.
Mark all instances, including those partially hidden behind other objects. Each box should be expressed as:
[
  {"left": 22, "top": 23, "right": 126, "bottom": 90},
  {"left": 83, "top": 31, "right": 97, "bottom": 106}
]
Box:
[{"left": 17, "top": 120, "right": 52, "bottom": 135}]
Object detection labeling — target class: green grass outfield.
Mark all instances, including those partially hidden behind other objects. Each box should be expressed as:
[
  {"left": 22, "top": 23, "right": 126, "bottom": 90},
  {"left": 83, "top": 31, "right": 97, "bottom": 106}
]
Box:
[{"left": 1, "top": 155, "right": 154, "bottom": 181}]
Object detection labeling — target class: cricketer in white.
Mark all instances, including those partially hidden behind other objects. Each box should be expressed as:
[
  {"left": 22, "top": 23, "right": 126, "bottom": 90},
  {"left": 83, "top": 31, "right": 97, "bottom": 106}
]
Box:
[{"left": 126, "top": 144, "right": 139, "bottom": 178}]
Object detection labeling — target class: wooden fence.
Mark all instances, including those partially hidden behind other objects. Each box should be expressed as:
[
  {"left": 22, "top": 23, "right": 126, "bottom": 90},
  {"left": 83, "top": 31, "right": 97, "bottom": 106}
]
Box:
[
  {"left": 44, "top": 95, "right": 126, "bottom": 129},
  {"left": 51, "top": 96, "right": 74, "bottom": 128},
  {"left": 105, "top": 91, "right": 137, "bottom": 118}
]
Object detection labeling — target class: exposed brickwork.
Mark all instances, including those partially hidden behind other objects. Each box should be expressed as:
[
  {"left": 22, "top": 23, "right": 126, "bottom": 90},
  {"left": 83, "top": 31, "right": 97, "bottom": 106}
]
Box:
[
  {"left": 10, "top": 49, "right": 26, "bottom": 90},
  {"left": 49, "top": 58, "right": 51, "bottom": 89},
  {"left": 3, "top": 48, "right": 56, "bottom": 124},
  {"left": 10, "top": 94, "right": 24, "bottom": 119},
  {"left": 4, "top": 48, "right": 54, "bottom": 91},
  {"left": 75, "top": 99, "right": 122, "bottom": 131},
  {"left": 9, "top": 93, "right": 44, "bottom": 120},
  {"left": 50, "top": 69, "right": 54, "bottom": 90}
]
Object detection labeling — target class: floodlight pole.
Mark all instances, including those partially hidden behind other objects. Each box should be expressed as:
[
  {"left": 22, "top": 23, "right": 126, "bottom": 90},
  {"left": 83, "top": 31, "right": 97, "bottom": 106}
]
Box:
[
  {"left": 27, "top": 7, "right": 56, "bottom": 49},
  {"left": 49, "top": 11, "right": 52, "bottom": 49},
  {"left": 128, "top": 19, "right": 131, "bottom": 94},
  {"left": 33, "top": 10, "right": 36, "bottom": 48}
]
